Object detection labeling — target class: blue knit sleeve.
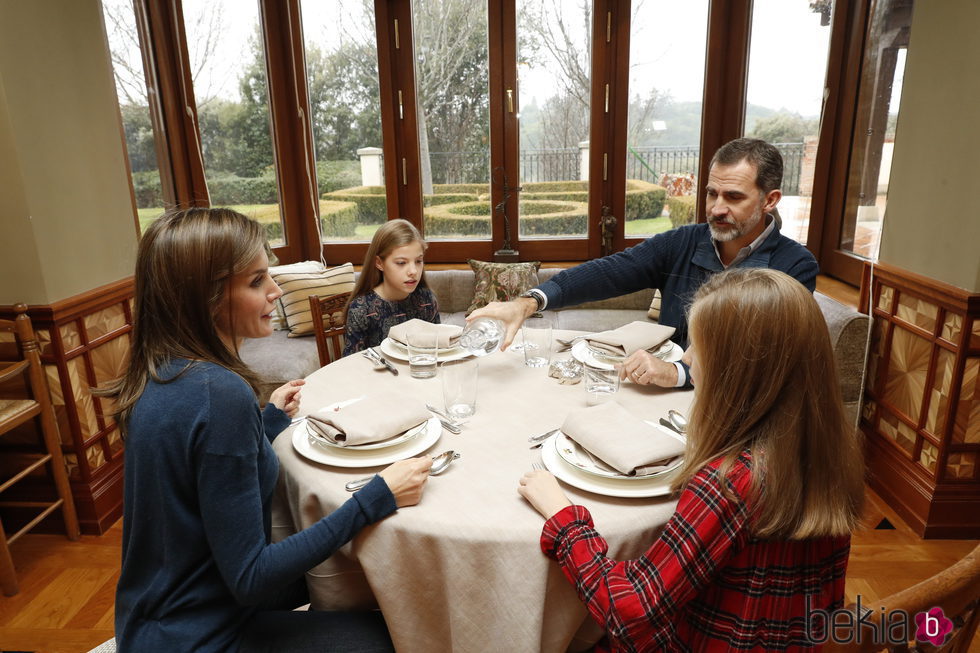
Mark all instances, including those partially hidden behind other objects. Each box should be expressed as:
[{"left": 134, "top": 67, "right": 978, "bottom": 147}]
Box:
[
  {"left": 195, "top": 371, "right": 396, "bottom": 605},
  {"left": 536, "top": 230, "right": 679, "bottom": 309},
  {"left": 261, "top": 403, "right": 290, "bottom": 442}
]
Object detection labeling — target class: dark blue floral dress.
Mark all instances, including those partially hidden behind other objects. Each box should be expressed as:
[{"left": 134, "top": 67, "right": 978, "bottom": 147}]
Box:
[{"left": 343, "top": 286, "right": 440, "bottom": 357}]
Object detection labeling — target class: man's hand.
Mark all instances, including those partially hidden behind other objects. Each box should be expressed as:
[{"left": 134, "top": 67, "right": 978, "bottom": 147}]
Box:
[
  {"left": 620, "top": 350, "right": 678, "bottom": 388},
  {"left": 270, "top": 379, "right": 305, "bottom": 417},
  {"left": 518, "top": 469, "right": 572, "bottom": 519},
  {"left": 467, "top": 297, "right": 538, "bottom": 351}
]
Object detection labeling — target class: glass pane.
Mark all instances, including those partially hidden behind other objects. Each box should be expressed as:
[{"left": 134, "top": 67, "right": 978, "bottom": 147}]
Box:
[
  {"left": 517, "top": 0, "right": 592, "bottom": 240},
  {"left": 300, "top": 1, "right": 387, "bottom": 243},
  {"left": 100, "top": 0, "right": 166, "bottom": 235},
  {"left": 181, "top": 0, "right": 285, "bottom": 247},
  {"left": 743, "top": 0, "right": 835, "bottom": 246},
  {"left": 413, "top": 0, "right": 491, "bottom": 241},
  {"left": 840, "top": 0, "right": 912, "bottom": 260},
  {"left": 626, "top": 0, "right": 709, "bottom": 239}
]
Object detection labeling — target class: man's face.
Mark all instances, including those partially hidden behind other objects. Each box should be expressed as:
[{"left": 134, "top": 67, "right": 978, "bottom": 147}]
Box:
[{"left": 704, "top": 160, "right": 780, "bottom": 243}]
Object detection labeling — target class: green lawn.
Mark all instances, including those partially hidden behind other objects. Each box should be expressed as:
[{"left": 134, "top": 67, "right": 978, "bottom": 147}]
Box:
[{"left": 625, "top": 216, "right": 672, "bottom": 237}]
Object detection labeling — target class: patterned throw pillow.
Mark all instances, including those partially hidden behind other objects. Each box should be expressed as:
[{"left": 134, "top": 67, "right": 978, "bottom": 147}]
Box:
[
  {"left": 273, "top": 262, "right": 355, "bottom": 337},
  {"left": 647, "top": 289, "right": 662, "bottom": 322},
  {"left": 465, "top": 260, "right": 541, "bottom": 316}
]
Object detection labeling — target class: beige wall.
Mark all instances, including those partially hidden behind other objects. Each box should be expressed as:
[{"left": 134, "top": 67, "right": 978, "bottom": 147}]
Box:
[
  {"left": 879, "top": 0, "right": 980, "bottom": 293},
  {"left": 0, "top": 0, "right": 137, "bottom": 306}
]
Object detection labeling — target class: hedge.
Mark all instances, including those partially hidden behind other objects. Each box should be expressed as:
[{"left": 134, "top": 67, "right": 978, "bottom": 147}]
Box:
[
  {"left": 624, "top": 180, "right": 666, "bottom": 222},
  {"left": 667, "top": 195, "right": 697, "bottom": 228},
  {"left": 321, "top": 186, "right": 388, "bottom": 224},
  {"left": 424, "top": 193, "right": 479, "bottom": 207},
  {"left": 318, "top": 200, "right": 359, "bottom": 238},
  {"left": 423, "top": 200, "right": 588, "bottom": 237}
]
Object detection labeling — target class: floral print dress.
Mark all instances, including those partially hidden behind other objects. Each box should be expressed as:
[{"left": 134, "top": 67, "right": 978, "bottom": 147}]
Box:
[{"left": 342, "top": 286, "right": 440, "bottom": 357}]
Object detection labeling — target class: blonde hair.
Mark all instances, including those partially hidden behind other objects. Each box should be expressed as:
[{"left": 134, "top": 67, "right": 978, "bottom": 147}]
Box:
[
  {"left": 102, "top": 208, "right": 267, "bottom": 435},
  {"left": 347, "top": 219, "right": 428, "bottom": 309},
  {"left": 674, "top": 268, "right": 864, "bottom": 539}
]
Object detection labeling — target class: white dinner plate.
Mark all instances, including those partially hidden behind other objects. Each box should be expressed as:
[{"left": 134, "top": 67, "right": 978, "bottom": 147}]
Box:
[
  {"left": 542, "top": 433, "right": 683, "bottom": 498},
  {"left": 379, "top": 337, "right": 472, "bottom": 363},
  {"left": 293, "top": 416, "right": 442, "bottom": 467},
  {"left": 571, "top": 339, "right": 683, "bottom": 370},
  {"left": 553, "top": 425, "right": 685, "bottom": 480}
]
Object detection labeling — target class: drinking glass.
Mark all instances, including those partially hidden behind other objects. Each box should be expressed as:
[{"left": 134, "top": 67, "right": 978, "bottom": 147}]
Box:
[
  {"left": 458, "top": 317, "right": 503, "bottom": 357},
  {"left": 522, "top": 317, "right": 552, "bottom": 368},
  {"left": 584, "top": 361, "right": 620, "bottom": 405},
  {"left": 442, "top": 359, "right": 479, "bottom": 419},
  {"left": 407, "top": 331, "right": 439, "bottom": 379}
]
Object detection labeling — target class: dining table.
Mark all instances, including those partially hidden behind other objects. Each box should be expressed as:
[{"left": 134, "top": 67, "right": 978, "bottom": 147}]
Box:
[{"left": 270, "top": 329, "right": 694, "bottom": 653}]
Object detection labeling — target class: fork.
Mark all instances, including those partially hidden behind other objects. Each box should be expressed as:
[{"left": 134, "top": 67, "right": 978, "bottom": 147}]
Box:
[{"left": 531, "top": 462, "right": 545, "bottom": 471}]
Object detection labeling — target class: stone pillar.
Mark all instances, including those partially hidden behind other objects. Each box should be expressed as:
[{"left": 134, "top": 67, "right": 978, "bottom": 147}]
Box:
[
  {"left": 357, "top": 147, "right": 384, "bottom": 187},
  {"left": 578, "top": 141, "right": 590, "bottom": 181}
]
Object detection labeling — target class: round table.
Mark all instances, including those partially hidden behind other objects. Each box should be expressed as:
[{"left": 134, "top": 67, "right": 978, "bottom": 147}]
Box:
[{"left": 271, "top": 331, "right": 693, "bottom": 653}]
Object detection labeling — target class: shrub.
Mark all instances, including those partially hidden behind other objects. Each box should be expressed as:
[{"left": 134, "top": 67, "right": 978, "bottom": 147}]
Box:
[
  {"left": 263, "top": 220, "right": 283, "bottom": 242},
  {"left": 624, "top": 179, "right": 667, "bottom": 222},
  {"left": 424, "top": 193, "right": 479, "bottom": 207},
  {"left": 667, "top": 195, "right": 697, "bottom": 228},
  {"left": 132, "top": 171, "right": 163, "bottom": 209},
  {"left": 322, "top": 186, "right": 388, "bottom": 224},
  {"left": 423, "top": 201, "right": 491, "bottom": 237},
  {"left": 431, "top": 183, "right": 490, "bottom": 195},
  {"left": 318, "top": 200, "right": 358, "bottom": 238},
  {"left": 208, "top": 174, "right": 279, "bottom": 205},
  {"left": 315, "top": 161, "right": 361, "bottom": 194},
  {"left": 423, "top": 200, "right": 588, "bottom": 237}
]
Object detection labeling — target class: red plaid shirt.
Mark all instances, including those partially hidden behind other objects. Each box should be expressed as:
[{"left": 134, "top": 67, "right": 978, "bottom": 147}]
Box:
[{"left": 541, "top": 452, "right": 850, "bottom": 652}]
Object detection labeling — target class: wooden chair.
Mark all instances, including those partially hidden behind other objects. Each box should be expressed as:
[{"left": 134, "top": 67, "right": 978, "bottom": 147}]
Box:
[
  {"left": 0, "top": 304, "right": 80, "bottom": 596},
  {"left": 308, "top": 292, "right": 351, "bottom": 367},
  {"left": 826, "top": 543, "right": 980, "bottom": 652}
]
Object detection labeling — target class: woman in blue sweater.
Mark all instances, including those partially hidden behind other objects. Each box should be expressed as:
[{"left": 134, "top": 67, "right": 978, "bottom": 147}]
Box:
[{"left": 106, "top": 208, "right": 432, "bottom": 652}]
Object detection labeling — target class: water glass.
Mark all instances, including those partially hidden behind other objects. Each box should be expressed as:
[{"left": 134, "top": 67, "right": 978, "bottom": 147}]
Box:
[
  {"left": 584, "top": 361, "right": 620, "bottom": 405},
  {"left": 522, "top": 317, "right": 552, "bottom": 368},
  {"left": 407, "top": 331, "right": 439, "bottom": 379},
  {"left": 442, "top": 359, "right": 479, "bottom": 419}
]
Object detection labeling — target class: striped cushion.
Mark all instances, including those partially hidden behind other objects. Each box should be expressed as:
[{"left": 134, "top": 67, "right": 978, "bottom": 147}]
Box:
[
  {"left": 274, "top": 263, "right": 355, "bottom": 337},
  {"left": 647, "top": 289, "right": 662, "bottom": 321}
]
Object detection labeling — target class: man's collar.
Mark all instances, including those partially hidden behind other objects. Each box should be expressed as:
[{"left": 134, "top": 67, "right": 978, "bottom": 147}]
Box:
[{"left": 692, "top": 214, "right": 778, "bottom": 272}]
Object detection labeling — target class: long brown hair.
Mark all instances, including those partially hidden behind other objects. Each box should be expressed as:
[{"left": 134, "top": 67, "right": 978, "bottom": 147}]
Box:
[
  {"left": 102, "top": 208, "right": 267, "bottom": 435},
  {"left": 346, "top": 219, "right": 428, "bottom": 311},
  {"left": 675, "top": 268, "right": 864, "bottom": 539}
]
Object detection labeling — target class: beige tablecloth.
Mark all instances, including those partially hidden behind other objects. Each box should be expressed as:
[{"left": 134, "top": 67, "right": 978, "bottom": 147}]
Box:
[{"left": 271, "top": 330, "right": 693, "bottom": 653}]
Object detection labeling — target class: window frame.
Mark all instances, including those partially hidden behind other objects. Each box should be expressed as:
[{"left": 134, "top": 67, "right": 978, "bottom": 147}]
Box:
[{"left": 118, "top": 0, "right": 882, "bottom": 286}]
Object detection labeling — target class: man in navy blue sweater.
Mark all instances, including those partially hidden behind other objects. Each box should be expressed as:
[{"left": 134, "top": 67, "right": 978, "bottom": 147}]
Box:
[{"left": 469, "top": 138, "right": 818, "bottom": 389}]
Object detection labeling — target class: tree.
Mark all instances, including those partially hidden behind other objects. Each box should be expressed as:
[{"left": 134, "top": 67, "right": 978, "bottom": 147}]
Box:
[{"left": 747, "top": 112, "right": 818, "bottom": 143}]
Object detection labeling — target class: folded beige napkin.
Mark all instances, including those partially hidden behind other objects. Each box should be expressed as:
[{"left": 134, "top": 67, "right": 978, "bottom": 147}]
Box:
[
  {"left": 560, "top": 401, "right": 686, "bottom": 476},
  {"left": 387, "top": 319, "right": 463, "bottom": 349},
  {"left": 586, "top": 321, "right": 676, "bottom": 358},
  {"left": 306, "top": 392, "right": 431, "bottom": 447}
]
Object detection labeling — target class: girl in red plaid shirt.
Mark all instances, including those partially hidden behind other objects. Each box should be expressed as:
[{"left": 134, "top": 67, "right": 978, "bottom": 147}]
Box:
[{"left": 519, "top": 268, "right": 865, "bottom": 652}]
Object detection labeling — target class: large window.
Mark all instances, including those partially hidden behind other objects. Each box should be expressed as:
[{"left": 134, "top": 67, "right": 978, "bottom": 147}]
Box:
[{"left": 103, "top": 0, "right": 897, "bottom": 285}]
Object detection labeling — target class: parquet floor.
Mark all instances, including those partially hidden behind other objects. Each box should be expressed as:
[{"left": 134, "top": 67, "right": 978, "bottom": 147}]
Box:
[{"left": 0, "top": 487, "right": 977, "bottom": 653}]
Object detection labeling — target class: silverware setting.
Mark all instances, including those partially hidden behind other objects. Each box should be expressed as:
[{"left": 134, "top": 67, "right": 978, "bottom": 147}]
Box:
[
  {"left": 344, "top": 450, "right": 460, "bottom": 492},
  {"left": 554, "top": 335, "right": 587, "bottom": 353},
  {"left": 426, "top": 403, "right": 466, "bottom": 425},
  {"left": 364, "top": 348, "right": 398, "bottom": 375},
  {"left": 659, "top": 410, "right": 688, "bottom": 436},
  {"left": 531, "top": 462, "right": 545, "bottom": 471},
  {"left": 438, "top": 418, "right": 461, "bottom": 434},
  {"left": 528, "top": 428, "right": 560, "bottom": 449}
]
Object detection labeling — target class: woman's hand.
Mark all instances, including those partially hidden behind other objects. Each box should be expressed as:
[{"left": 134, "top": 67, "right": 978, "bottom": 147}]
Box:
[
  {"left": 270, "top": 379, "right": 305, "bottom": 417},
  {"left": 379, "top": 456, "right": 433, "bottom": 507},
  {"left": 518, "top": 470, "right": 572, "bottom": 519}
]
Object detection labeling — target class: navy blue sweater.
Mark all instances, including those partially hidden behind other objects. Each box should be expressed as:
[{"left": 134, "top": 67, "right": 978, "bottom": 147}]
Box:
[
  {"left": 537, "top": 223, "right": 818, "bottom": 347},
  {"left": 115, "top": 360, "right": 396, "bottom": 652}
]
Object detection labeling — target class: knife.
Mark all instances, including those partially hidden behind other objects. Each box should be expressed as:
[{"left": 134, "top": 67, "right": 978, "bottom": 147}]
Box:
[
  {"left": 528, "top": 428, "right": 560, "bottom": 444},
  {"left": 659, "top": 417, "right": 682, "bottom": 435},
  {"left": 368, "top": 348, "right": 399, "bottom": 376}
]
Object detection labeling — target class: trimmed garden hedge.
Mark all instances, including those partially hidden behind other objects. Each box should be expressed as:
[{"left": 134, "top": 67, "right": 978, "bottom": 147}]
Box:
[
  {"left": 321, "top": 186, "right": 388, "bottom": 224},
  {"left": 422, "top": 200, "right": 589, "bottom": 237},
  {"left": 667, "top": 195, "right": 697, "bottom": 228},
  {"left": 319, "top": 200, "right": 359, "bottom": 238}
]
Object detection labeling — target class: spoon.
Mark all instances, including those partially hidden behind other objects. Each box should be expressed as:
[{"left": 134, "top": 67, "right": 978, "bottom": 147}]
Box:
[
  {"left": 344, "top": 451, "right": 461, "bottom": 492},
  {"left": 667, "top": 409, "right": 688, "bottom": 434}
]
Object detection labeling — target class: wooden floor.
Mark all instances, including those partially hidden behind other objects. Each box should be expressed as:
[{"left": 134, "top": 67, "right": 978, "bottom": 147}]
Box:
[{"left": 0, "top": 486, "right": 976, "bottom": 652}]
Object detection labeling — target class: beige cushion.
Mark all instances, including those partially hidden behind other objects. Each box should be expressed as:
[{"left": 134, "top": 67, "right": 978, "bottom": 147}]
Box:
[
  {"left": 466, "top": 260, "right": 541, "bottom": 315},
  {"left": 647, "top": 289, "right": 662, "bottom": 321},
  {"left": 274, "top": 263, "right": 354, "bottom": 337},
  {"left": 269, "top": 260, "right": 326, "bottom": 329}
]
